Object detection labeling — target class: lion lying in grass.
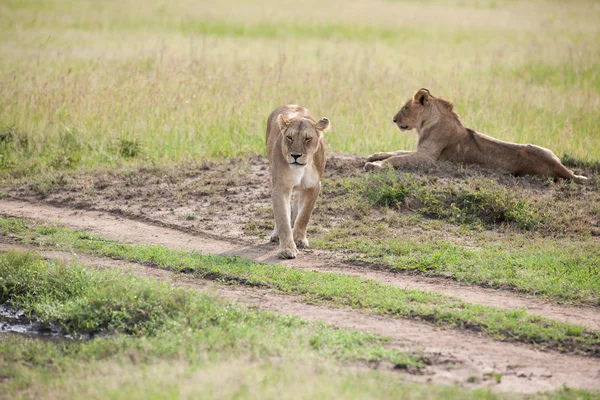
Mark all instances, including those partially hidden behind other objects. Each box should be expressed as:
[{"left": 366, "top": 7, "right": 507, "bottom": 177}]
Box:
[{"left": 364, "top": 88, "right": 587, "bottom": 181}]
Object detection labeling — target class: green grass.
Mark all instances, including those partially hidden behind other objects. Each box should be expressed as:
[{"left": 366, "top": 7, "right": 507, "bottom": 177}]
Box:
[
  {"left": 0, "top": 250, "right": 438, "bottom": 397},
  {"left": 1, "top": 0, "right": 599, "bottom": 177},
  {"left": 1, "top": 248, "right": 598, "bottom": 400},
  {"left": 314, "top": 234, "right": 600, "bottom": 304},
  {"left": 359, "top": 168, "right": 544, "bottom": 229},
  {"left": 2, "top": 217, "right": 599, "bottom": 357},
  {"left": 301, "top": 167, "right": 600, "bottom": 305},
  {"left": 0, "top": 345, "right": 496, "bottom": 400},
  {"left": 0, "top": 251, "right": 413, "bottom": 365}
]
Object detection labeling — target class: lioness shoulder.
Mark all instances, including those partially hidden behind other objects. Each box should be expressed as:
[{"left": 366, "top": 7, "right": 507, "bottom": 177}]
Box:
[{"left": 266, "top": 105, "right": 330, "bottom": 259}]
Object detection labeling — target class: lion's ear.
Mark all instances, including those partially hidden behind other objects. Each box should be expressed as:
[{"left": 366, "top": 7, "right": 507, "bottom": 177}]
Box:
[
  {"left": 315, "top": 117, "right": 330, "bottom": 133},
  {"left": 414, "top": 88, "right": 430, "bottom": 106},
  {"left": 277, "top": 114, "right": 291, "bottom": 129}
]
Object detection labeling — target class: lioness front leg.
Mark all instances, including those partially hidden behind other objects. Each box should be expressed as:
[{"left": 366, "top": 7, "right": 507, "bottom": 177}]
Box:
[
  {"left": 292, "top": 184, "right": 320, "bottom": 249},
  {"left": 270, "top": 189, "right": 299, "bottom": 243},
  {"left": 366, "top": 150, "right": 414, "bottom": 162},
  {"left": 365, "top": 152, "right": 434, "bottom": 171},
  {"left": 271, "top": 185, "right": 297, "bottom": 259}
]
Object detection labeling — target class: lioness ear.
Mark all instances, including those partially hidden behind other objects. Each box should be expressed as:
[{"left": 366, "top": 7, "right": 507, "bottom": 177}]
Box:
[
  {"left": 315, "top": 117, "right": 330, "bottom": 133},
  {"left": 413, "top": 88, "right": 430, "bottom": 106},
  {"left": 277, "top": 114, "right": 291, "bottom": 129}
]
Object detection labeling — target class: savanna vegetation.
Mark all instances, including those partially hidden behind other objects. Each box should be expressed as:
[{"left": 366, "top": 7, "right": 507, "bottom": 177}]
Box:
[
  {"left": 0, "top": 0, "right": 599, "bottom": 176},
  {"left": 1, "top": 0, "right": 599, "bottom": 398},
  {"left": 2, "top": 217, "right": 599, "bottom": 355}
]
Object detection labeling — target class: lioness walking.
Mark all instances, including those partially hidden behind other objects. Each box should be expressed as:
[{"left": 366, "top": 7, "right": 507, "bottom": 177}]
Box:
[
  {"left": 365, "top": 88, "right": 587, "bottom": 181},
  {"left": 266, "top": 105, "right": 330, "bottom": 259}
]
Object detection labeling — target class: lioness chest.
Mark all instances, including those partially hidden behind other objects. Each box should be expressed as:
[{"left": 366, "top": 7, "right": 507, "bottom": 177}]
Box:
[{"left": 285, "top": 164, "right": 321, "bottom": 189}]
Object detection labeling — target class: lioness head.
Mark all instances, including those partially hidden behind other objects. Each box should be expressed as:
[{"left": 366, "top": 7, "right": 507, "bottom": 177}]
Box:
[
  {"left": 277, "top": 115, "right": 329, "bottom": 167},
  {"left": 393, "top": 88, "right": 435, "bottom": 131}
]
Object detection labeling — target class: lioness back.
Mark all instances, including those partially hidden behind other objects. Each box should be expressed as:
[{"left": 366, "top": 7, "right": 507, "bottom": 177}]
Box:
[{"left": 265, "top": 105, "right": 330, "bottom": 259}]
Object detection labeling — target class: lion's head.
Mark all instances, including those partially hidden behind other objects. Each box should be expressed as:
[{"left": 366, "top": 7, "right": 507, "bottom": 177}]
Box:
[
  {"left": 393, "top": 88, "right": 456, "bottom": 132},
  {"left": 277, "top": 115, "right": 329, "bottom": 167}
]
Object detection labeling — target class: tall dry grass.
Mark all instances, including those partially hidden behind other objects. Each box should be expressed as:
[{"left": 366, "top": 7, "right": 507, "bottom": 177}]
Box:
[{"left": 0, "top": 0, "right": 599, "bottom": 175}]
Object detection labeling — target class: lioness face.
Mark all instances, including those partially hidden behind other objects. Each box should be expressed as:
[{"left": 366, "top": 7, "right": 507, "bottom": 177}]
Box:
[
  {"left": 393, "top": 88, "right": 431, "bottom": 131},
  {"left": 279, "top": 117, "right": 329, "bottom": 167}
]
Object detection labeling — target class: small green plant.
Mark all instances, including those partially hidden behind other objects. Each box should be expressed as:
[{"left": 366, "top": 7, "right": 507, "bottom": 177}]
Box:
[
  {"left": 494, "top": 373, "right": 502, "bottom": 384},
  {"left": 118, "top": 138, "right": 143, "bottom": 159},
  {"left": 0, "top": 125, "right": 16, "bottom": 144}
]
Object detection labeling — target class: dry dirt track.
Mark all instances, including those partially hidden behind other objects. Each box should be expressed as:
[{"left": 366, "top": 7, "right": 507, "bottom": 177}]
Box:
[{"left": 1, "top": 199, "right": 600, "bottom": 394}]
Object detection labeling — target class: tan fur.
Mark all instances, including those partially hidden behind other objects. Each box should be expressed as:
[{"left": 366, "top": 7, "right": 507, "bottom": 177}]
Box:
[
  {"left": 365, "top": 88, "right": 587, "bottom": 181},
  {"left": 266, "top": 105, "right": 330, "bottom": 259}
]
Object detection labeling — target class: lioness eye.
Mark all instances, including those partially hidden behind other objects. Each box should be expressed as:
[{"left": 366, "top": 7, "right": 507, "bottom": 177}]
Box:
[
  {"left": 402, "top": 107, "right": 408, "bottom": 112},
  {"left": 304, "top": 138, "right": 312, "bottom": 143},
  {"left": 286, "top": 136, "right": 293, "bottom": 141}
]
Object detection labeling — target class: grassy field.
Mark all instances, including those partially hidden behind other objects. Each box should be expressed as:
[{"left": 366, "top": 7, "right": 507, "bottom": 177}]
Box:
[
  {"left": 4, "top": 249, "right": 598, "bottom": 400},
  {"left": 0, "top": 236, "right": 597, "bottom": 399},
  {"left": 2, "top": 217, "right": 599, "bottom": 356},
  {"left": 2, "top": 0, "right": 600, "bottom": 398},
  {"left": 0, "top": 250, "right": 430, "bottom": 399},
  {"left": 1, "top": 0, "right": 599, "bottom": 176}
]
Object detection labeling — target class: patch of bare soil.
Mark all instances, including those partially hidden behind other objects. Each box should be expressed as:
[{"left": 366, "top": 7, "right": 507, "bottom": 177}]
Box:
[
  {"left": 3, "top": 155, "right": 598, "bottom": 243},
  {"left": 1, "top": 199, "right": 599, "bottom": 332},
  {"left": 1, "top": 237, "right": 599, "bottom": 394}
]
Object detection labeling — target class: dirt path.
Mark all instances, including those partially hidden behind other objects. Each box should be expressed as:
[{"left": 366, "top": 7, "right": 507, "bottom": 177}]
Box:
[
  {"left": 1, "top": 199, "right": 599, "bottom": 332},
  {"left": 1, "top": 238, "right": 600, "bottom": 394}
]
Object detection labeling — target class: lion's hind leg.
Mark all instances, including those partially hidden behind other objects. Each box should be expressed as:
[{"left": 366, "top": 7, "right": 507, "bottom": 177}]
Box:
[{"left": 526, "top": 145, "right": 587, "bottom": 181}]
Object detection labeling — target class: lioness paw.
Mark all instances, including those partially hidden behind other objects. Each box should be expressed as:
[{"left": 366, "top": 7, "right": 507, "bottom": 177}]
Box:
[
  {"left": 366, "top": 153, "right": 390, "bottom": 162},
  {"left": 295, "top": 237, "right": 309, "bottom": 249},
  {"left": 277, "top": 247, "right": 297, "bottom": 259},
  {"left": 364, "top": 161, "right": 385, "bottom": 172},
  {"left": 269, "top": 231, "right": 279, "bottom": 243}
]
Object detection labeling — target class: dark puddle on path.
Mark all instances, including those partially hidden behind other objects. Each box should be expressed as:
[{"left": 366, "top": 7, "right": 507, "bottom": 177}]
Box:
[{"left": 0, "top": 304, "right": 88, "bottom": 341}]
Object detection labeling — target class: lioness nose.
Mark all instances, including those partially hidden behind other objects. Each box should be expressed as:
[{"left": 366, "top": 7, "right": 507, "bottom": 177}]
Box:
[
  {"left": 291, "top": 153, "right": 302, "bottom": 160},
  {"left": 393, "top": 118, "right": 397, "bottom": 123}
]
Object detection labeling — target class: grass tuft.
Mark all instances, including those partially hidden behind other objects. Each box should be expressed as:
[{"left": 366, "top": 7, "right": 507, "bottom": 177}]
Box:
[
  {"left": 117, "top": 138, "right": 143, "bottom": 159},
  {"left": 360, "top": 169, "right": 543, "bottom": 229}
]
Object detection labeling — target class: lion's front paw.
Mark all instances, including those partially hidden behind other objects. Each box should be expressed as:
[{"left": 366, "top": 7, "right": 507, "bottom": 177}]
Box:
[
  {"left": 364, "top": 161, "right": 385, "bottom": 172},
  {"left": 295, "top": 237, "right": 309, "bottom": 249},
  {"left": 277, "top": 246, "right": 297, "bottom": 259},
  {"left": 366, "top": 152, "right": 390, "bottom": 162}
]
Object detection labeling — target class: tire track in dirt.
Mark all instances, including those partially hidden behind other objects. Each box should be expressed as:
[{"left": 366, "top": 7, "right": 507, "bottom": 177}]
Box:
[
  {"left": 1, "top": 238, "right": 599, "bottom": 394},
  {"left": 1, "top": 199, "right": 599, "bottom": 331}
]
